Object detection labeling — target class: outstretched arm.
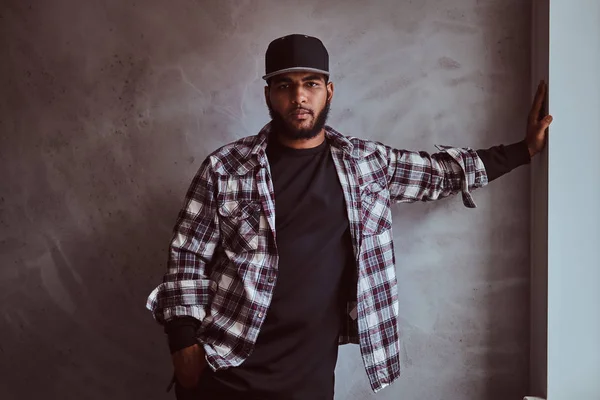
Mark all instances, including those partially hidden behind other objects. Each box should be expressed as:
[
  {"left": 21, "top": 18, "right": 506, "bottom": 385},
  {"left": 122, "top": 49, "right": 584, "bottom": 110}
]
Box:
[{"left": 383, "top": 80, "right": 552, "bottom": 206}]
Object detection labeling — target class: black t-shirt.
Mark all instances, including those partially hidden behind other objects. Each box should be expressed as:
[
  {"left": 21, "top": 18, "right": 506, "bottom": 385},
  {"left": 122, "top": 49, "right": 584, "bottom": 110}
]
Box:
[{"left": 204, "top": 136, "right": 355, "bottom": 399}]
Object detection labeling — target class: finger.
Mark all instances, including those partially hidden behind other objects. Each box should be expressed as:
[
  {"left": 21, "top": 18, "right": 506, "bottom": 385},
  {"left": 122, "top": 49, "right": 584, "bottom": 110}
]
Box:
[
  {"left": 539, "top": 114, "right": 553, "bottom": 130},
  {"left": 529, "top": 81, "right": 546, "bottom": 124},
  {"left": 176, "top": 366, "right": 201, "bottom": 384}
]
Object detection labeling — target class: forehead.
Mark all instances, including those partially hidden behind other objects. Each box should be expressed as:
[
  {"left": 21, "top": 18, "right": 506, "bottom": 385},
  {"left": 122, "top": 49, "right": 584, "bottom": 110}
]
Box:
[{"left": 271, "top": 71, "right": 327, "bottom": 82}]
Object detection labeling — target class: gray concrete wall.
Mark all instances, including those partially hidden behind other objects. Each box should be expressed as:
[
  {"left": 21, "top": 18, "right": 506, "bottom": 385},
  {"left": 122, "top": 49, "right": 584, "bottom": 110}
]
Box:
[{"left": 0, "top": 1, "right": 532, "bottom": 399}]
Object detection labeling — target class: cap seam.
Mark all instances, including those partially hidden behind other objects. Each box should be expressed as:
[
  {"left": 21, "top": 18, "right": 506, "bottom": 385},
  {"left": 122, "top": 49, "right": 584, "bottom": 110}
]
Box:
[{"left": 262, "top": 67, "right": 330, "bottom": 81}]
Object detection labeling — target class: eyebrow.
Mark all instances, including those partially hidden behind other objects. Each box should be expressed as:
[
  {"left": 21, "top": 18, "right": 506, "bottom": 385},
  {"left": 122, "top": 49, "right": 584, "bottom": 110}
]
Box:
[{"left": 272, "top": 75, "right": 325, "bottom": 84}]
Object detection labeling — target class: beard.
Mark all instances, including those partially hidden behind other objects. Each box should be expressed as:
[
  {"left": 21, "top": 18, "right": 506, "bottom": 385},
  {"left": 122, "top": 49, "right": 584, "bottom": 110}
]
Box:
[{"left": 267, "top": 100, "right": 331, "bottom": 141}]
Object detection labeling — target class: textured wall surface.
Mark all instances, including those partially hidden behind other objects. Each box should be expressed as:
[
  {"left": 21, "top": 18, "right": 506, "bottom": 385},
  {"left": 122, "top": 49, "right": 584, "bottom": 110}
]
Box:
[{"left": 0, "top": 1, "right": 532, "bottom": 399}]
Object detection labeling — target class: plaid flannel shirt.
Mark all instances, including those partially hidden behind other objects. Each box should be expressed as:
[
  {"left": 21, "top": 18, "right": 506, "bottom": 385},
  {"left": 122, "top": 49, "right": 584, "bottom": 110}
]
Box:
[{"left": 146, "top": 122, "right": 488, "bottom": 393}]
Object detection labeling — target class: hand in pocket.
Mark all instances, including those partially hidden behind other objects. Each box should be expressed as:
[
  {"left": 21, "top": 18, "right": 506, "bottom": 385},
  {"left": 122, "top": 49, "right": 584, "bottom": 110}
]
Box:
[{"left": 172, "top": 343, "right": 207, "bottom": 388}]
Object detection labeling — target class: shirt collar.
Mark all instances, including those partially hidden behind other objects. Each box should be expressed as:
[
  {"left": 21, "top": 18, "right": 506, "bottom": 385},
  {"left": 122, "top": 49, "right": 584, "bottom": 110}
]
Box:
[{"left": 250, "top": 122, "right": 356, "bottom": 166}]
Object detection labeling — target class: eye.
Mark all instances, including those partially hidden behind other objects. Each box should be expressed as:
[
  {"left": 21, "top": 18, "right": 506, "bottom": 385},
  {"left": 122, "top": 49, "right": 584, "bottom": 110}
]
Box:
[
  {"left": 307, "top": 82, "right": 318, "bottom": 87},
  {"left": 277, "top": 84, "right": 289, "bottom": 89}
]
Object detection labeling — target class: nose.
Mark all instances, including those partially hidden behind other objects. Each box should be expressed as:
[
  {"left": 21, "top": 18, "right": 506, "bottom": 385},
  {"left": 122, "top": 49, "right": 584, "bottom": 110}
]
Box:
[{"left": 290, "top": 85, "right": 308, "bottom": 105}]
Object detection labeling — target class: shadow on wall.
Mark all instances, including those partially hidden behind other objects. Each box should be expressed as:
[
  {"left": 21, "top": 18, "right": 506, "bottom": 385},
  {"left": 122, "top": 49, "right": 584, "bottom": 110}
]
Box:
[
  {"left": 0, "top": 4, "right": 217, "bottom": 396},
  {"left": 1, "top": 179, "right": 188, "bottom": 399},
  {"left": 479, "top": 3, "right": 531, "bottom": 400}
]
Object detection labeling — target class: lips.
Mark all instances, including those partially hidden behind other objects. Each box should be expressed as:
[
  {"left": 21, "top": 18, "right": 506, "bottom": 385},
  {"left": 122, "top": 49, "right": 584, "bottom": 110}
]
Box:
[
  {"left": 289, "top": 109, "right": 312, "bottom": 120},
  {"left": 290, "top": 110, "right": 311, "bottom": 115}
]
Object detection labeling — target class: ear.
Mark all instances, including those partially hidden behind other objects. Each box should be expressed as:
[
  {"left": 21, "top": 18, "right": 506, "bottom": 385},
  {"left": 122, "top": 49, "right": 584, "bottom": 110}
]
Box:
[
  {"left": 264, "top": 85, "right": 270, "bottom": 105},
  {"left": 326, "top": 81, "right": 334, "bottom": 103}
]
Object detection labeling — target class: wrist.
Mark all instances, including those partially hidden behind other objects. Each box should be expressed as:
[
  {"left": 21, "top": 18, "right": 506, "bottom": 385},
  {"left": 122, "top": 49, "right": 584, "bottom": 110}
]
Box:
[
  {"left": 524, "top": 140, "right": 536, "bottom": 158},
  {"left": 528, "top": 147, "right": 535, "bottom": 158}
]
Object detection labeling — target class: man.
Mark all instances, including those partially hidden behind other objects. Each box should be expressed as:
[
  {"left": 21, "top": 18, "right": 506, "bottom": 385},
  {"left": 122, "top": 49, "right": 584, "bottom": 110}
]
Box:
[{"left": 146, "top": 34, "right": 553, "bottom": 399}]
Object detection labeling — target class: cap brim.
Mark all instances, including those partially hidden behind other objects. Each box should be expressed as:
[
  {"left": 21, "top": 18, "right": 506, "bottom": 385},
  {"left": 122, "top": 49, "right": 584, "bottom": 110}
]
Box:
[{"left": 262, "top": 67, "right": 330, "bottom": 81}]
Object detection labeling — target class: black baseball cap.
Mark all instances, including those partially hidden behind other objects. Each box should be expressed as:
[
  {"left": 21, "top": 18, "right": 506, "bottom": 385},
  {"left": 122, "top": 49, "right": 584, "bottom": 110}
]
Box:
[{"left": 262, "top": 34, "right": 330, "bottom": 81}]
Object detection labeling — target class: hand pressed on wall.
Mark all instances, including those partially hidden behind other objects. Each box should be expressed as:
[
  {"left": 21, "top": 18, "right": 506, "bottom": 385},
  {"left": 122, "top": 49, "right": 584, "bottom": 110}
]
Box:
[
  {"left": 172, "top": 343, "right": 207, "bottom": 388},
  {"left": 525, "top": 80, "right": 554, "bottom": 157}
]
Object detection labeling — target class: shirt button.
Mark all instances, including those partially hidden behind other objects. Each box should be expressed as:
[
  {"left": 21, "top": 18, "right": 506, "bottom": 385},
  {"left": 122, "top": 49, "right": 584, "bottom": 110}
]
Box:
[
  {"left": 258, "top": 312, "right": 264, "bottom": 318},
  {"left": 268, "top": 277, "right": 274, "bottom": 283}
]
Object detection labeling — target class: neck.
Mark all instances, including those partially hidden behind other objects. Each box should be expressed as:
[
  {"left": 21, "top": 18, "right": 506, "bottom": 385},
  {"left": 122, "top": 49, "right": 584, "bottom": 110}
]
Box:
[{"left": 275, "top": 129, "right": 326, "bottom": 149}]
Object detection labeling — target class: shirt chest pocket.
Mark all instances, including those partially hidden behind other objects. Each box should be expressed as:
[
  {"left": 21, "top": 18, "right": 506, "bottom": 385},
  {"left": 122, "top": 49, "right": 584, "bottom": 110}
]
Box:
[
  {"left": 360, "top": 181, "right": 393, "bottom": 236},
  {"left": 217, "top": 199, "right": 261, "bottom": 253}
]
